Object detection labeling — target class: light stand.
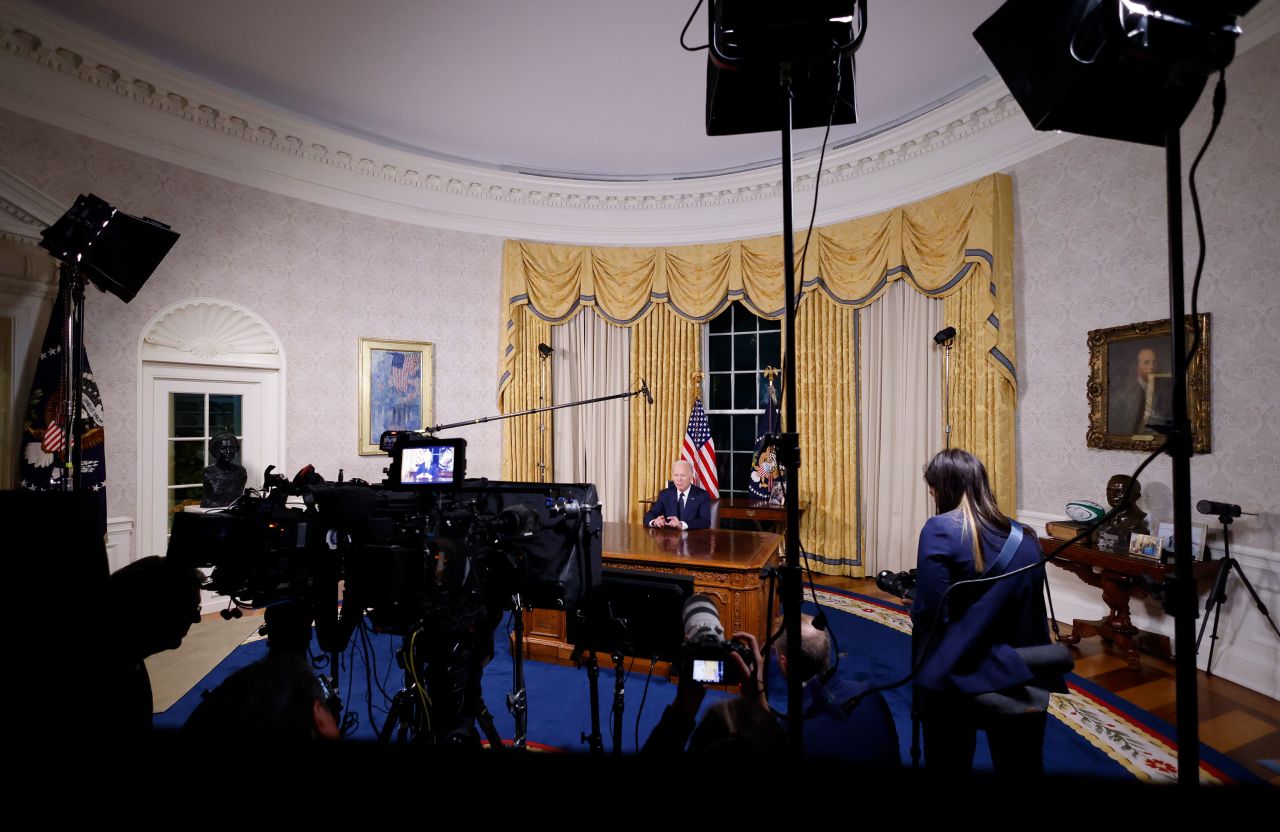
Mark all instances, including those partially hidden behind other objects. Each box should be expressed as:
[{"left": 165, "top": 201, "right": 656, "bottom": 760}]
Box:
[
  {"left": 36, "top": 193, "right": 178, "bottom": 500},
  {"left": 706, "top": 0, "right": 868, "bottom": 758},
  {"left": 61, "top": 263, "right": 87, "bottom": 491},
  {"left": 976, "top": 0, "right": 1259, "bottom": 786},
  {"left": 1161, "top": 113, "right": 1202, "bottom": 784}
]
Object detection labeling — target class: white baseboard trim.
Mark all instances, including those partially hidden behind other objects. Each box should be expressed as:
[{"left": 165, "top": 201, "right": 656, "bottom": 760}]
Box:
[
  {"left": 105, "top": 515, "right": 133, "bottom": 574},
  {"left": 1022, "top": 509, "right": 1279, "bottom": 700}
]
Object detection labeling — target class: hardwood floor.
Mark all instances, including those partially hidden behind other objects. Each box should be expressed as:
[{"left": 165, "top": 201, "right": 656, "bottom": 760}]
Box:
[{"left": 818, "top": 576, "right": 1280, "bottom": 784}]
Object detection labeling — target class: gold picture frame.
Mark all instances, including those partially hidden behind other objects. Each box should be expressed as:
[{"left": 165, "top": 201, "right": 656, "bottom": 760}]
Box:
[
  {"left": 358, "top": 338, "right": 434, "bottom": 455},
  {"left": 1086, "top": 315, "right": 1210, "bottom": 452}
]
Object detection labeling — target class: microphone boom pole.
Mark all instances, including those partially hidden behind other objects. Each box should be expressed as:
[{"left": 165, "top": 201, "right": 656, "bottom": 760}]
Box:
[{"left": 422, "top": 383, "right": 652, "bottom": 435}]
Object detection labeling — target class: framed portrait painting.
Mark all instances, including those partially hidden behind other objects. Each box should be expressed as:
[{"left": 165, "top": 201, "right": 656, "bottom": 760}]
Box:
[
  {"left": 1086, "top": 315, "right": 1210, "bottom": 452},
  {"left": 358, "top": 338, "right": 434, "bottom": 455}
]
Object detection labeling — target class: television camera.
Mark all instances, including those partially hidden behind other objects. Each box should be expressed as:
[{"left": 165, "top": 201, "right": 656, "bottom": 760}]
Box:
[{"left": 168, "top": 431, "right": 602, "bottom": 749}]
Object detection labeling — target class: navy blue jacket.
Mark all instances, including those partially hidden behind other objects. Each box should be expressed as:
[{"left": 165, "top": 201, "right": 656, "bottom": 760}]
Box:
[
  {"left": 910, "top": 510, "right": 1052, "bottom": 695},
  {"left": 801, "top": 677, "right": 901, "bottom": 764},
  {"left": 644, "top": 484, "right": 712, "bottom": 530}
]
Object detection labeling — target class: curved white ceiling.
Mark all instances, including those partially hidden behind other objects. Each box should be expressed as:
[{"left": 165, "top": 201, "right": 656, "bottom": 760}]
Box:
[{"left": 35, "top": 0, "right": 1009, "bottom": 179}]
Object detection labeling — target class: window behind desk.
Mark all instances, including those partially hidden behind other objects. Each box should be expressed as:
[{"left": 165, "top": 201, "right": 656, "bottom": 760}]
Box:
[{"left": 703, "top": 303, "right": 781, "bottom": 499}]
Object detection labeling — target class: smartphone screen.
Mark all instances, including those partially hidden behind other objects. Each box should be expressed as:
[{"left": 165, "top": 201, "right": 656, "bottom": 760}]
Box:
[{"left": 691, "top": 659, "right": 724, "bottom": 684}]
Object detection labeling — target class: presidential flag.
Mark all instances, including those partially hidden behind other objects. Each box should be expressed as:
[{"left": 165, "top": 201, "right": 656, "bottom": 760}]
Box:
[
  {"left": 681, "top": 397, "right": 719, "bottom": 500},
  {"left": 749, "top": 376, "right": 783, "bottom": 501},
  {"left": 19, "top": 281, "right": 108, "bottom": 538}
]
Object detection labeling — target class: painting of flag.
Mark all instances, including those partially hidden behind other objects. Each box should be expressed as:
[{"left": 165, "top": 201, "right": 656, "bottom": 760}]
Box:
[{"left": 359, "top": 338, "right": 434, "bottom": 454}]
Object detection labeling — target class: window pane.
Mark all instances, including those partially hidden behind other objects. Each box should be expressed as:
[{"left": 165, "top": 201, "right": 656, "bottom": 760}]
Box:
[
  {"left": 732, "top": 414, "right": 757, "bottom": 450},
  {"left": 758, "top": 315, "right": 781, "bottom": 332},
  {"left": 734, "top": 373, "right": 757, "bottom": 410},
  {"left": 709, "top": 413, "right": 730, "bottom": 448},
  {"left": 733, "top": 302, "right": 757, "bottom": 330},
  {"left": 168, "top": 486, "right": 204, "bottom": 531},
  {"left": 169, "top": 393, "right": 205, "bottom": 438},
  {"left": 715, "top": 452, "right": 730, "bottom": 490},
  {"left": 209, "top": 394, "right": 242, "bottom": 436},
  {"left": 760, "top": 331, "right": 781, "bottom": 368},
  {"left": 734, "top": 452, "right": 754, "bottom": 492},
  {"left": 709, "top": 306, "right": 733, "bottom": 334},
  {"left": 708, "top": 334, "right": 731, "bottom": 371},
  {"left": 169, "top": 439, "right": 206, "bottom": 486},
  {"left": 733, "top": 334, "right": 757, "bottom": 371},
  {"left": 709, "top": 373, "right": 732, "bottom": 411}
]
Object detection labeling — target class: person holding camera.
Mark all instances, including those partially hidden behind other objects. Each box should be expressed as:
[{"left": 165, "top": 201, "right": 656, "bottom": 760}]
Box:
[
  {"left": 642, "top": 630, "right": 783, "bottom": 756},
  {"left": 644, "top": 615, "right": 899, "bottom": 762},
  {"left": 911, "top": 449, "right": 1065, "bottom": 777}
]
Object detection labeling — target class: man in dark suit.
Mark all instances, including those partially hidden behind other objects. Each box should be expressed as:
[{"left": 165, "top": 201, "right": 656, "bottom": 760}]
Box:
[{"left": 644, "top": 460, "right": 712, "bottom": 530}]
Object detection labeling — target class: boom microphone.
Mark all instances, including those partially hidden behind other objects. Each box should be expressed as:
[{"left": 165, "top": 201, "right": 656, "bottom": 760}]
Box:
[{"left": 640, "top": 378, "right": 654, "bottom": 405}]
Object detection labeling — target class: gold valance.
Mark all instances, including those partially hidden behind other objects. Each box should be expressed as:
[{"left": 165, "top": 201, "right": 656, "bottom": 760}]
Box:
[{"left": 501, "top": 174, "right": 1016, "bottom": 397}]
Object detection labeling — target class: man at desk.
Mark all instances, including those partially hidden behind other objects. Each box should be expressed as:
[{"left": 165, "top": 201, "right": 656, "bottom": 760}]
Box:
[{"left": 645, "top": 460, "right": 712, "bottom": 530}]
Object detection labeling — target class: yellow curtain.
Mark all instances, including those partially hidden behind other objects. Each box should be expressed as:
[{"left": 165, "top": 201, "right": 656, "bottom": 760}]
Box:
[
  {"left": 796, "top": 294, "right": 863, "bottom": 575},
  {"left": 501, "top": 173, "right": 1018, "bottom": 559},
  {"left": 499, "top": 305, "right": 552, "bottom": 481},
  {"left": 627, "top": 306, "right": 703, "bottom": 522}
]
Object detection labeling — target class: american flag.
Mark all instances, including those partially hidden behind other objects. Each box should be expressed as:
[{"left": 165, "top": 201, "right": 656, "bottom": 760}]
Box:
[
  {"left": 390, "top": 352, "right": 419, "bottom": 394},
  {"left": 681, "top": 397, "right": 719, "bottom": 500}
]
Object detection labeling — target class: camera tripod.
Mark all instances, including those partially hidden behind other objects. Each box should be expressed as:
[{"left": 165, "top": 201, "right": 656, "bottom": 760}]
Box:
[
  {"left": 379, "top": 622, "right": 506, "bottom": 749},
  {"left": 1196, "top": 512, "right": 1280, "bottom": 673}
]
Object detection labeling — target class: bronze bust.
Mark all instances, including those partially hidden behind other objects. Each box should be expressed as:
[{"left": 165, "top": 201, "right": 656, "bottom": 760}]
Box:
[
  {"left": 201, "top": 431, "right": 247, "bottom": 507},
  {"left": 1096, "top": 474, "right": 1149, "bottom": 553}
]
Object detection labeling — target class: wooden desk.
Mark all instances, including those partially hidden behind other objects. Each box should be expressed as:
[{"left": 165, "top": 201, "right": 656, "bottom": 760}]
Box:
[
  {"left": 717, "top": 496, "right": 806, "bottom": 534},
  {"left": 522, "top": 523, "right": 781, "bottom": 670},
  {"left": 1044, "top": 537, "right": 1217, "bottom": 671}
]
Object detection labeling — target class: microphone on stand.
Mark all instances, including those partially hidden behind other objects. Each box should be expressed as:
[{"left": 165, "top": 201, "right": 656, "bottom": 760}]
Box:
[
  {"left": 934, "top": 327, "right": 957, "bottom": 449},
  {"left": 639, "top": 379, "right": 654, "bottom": 405},
  {"left": 537, "top": 342, "right": 554, "bottom": 358}
]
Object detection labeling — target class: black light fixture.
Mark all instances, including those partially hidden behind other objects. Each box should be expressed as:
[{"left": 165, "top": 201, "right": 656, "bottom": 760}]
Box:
[
  {"left": 974, "top": 0, "right": 1259, "bottom": 787},
  {"left": 39, "top": 193, "right": 179, "bottom": 303},
  {"left": 705, "top": 0, "right": 864, "bottom": 136},
  {"left": 975, "top": 0, "right": 1255, "bottom": 146},
  {"left": 36, "top": 194, "right": 178, "bottom": 492}
]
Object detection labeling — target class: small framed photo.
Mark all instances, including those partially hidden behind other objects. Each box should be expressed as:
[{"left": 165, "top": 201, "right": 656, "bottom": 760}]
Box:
[
  {"left": 358, "top": 338, "right": 434, "bottom": 456},
  {"left": 1086, "top": 315, "right": 1211, "bottom": 453},
  {"left": 1128, "top": 533, "right": 1164, "bottom": 560},
  {"left": 1155, "top": 521, "right": 1209, "bottom": 560}
]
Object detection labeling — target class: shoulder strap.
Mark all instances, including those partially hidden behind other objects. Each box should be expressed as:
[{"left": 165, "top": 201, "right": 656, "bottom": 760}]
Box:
[{"left": 983, "top": 521, "right": 1023, "bottom": 577}]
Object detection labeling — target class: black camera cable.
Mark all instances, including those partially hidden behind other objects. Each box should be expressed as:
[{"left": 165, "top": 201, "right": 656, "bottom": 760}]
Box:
[
  {"left": 1187, "top": 70, "right": 1227, "bottom": 369},
  {"left": 635, "top": 657, "right": 660, "bottom": 754},
  {"left": 679, "top": 1, "right": 707, "bottom": 51}
]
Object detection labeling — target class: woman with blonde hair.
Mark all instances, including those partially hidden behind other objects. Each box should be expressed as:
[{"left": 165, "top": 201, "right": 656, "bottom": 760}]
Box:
[{"left": 911, "top": 448, "right": 1063, "bottom": 777}]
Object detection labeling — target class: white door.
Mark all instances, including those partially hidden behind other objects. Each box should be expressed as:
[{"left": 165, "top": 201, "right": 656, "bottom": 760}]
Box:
[{"left": 140, "top": 363, "right": 281, "bottom": 563}]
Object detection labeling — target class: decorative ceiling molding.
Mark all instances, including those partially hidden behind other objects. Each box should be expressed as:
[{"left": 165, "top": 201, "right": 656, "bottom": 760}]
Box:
[
  {"left": 0, "top": 164, "right": 60, "bottom": 244},
  {"left": 2, "top": 0, "right": 1275, "bottom": 245},
  {"left": 140, "top": 297, "right": 284, "bottom": 368},
  {"left": 0, "top": 243, "right": 57, "bottom": 298}
]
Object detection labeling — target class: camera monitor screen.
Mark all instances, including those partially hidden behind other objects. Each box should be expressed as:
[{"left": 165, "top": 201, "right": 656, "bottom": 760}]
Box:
[{"left": 390, "top": 436, "right": 466, "bottom": 489}]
